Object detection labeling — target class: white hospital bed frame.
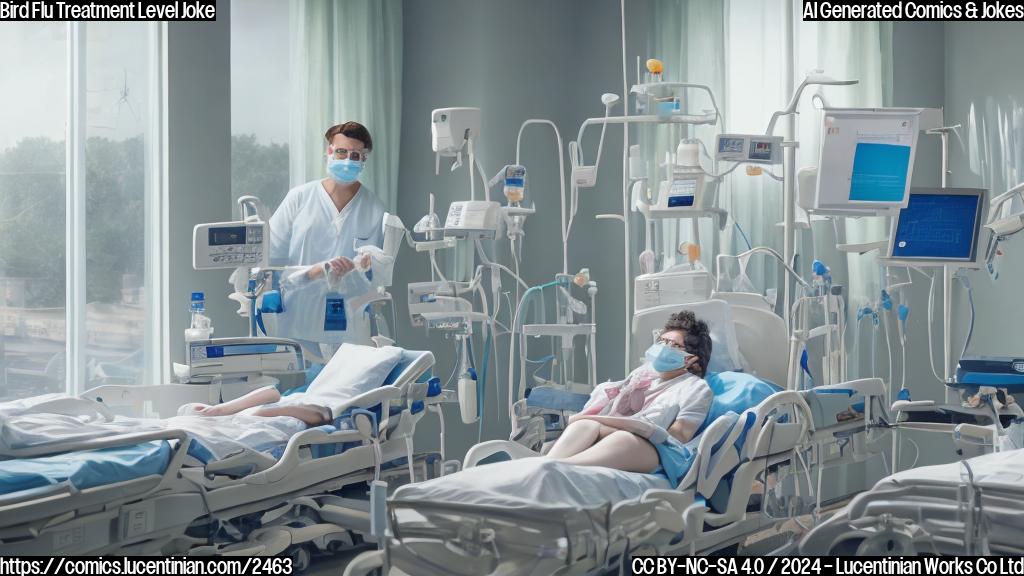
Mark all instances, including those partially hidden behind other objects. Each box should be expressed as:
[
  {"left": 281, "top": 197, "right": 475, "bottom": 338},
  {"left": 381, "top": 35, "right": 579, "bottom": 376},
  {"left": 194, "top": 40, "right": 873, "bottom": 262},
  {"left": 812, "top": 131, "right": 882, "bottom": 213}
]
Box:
[
  {"left": 346, "top": 300, "right": 891, "bottom": 575},
  {"left": 0, "top": 350, "right": 441, "bottom": 562}
]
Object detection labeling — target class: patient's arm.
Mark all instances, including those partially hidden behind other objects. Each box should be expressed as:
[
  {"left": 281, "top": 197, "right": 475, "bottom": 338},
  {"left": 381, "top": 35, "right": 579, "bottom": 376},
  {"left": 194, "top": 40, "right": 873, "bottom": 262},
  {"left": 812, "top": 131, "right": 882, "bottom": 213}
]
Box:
[
  {"left": 252, "top": 403, "right": 331, "bottom": 427},
  {"left": 667, "top": 418, "right": 699, "bottom": 444},
  {"left": 182, "top": 386, "right": 282, "bottom": 417}
]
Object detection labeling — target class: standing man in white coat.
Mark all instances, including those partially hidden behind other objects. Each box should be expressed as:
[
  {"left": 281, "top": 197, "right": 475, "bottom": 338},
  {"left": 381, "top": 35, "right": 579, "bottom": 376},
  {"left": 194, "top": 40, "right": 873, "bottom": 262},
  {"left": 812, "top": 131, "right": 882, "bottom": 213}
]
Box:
[{"left": 267, "top": 121, "right": 387, "bottom": 363}]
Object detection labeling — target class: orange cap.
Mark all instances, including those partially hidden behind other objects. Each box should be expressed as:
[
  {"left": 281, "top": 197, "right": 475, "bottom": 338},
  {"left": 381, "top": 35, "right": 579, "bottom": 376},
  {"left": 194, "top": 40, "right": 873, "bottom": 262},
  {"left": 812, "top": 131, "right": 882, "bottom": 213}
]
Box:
[{"left": 646, "top": 59, "right": 664, "bottom": 74}]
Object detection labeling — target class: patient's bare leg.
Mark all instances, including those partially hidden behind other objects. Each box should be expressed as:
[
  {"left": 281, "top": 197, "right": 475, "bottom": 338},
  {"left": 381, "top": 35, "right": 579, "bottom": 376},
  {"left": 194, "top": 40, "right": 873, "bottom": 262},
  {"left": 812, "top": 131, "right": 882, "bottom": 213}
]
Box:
[
  {"left": 184, "top": 386, "right": 282, "bottom": 417},
  {"left": 561, "top": 430, "right": 659, "bottom": 473},
  {"left": 545, "top": 420, "right": 618, "bottom": 459}
]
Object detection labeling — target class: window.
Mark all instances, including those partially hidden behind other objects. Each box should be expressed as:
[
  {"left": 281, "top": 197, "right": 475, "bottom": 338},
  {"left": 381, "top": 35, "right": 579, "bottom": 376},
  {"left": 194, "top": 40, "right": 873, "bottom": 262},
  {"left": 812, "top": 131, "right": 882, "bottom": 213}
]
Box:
[
  {"left": 231, "top": 0, "right": 291, "bottom": 214},
  {"left": 84, "top": 22, "right": 153, "bottom": 390},
  {"left": 0, "top": 23, "right": 68, "bottom": 399},
  {"left": 0, "top": 22, "right": 161, "bottom": 400}
]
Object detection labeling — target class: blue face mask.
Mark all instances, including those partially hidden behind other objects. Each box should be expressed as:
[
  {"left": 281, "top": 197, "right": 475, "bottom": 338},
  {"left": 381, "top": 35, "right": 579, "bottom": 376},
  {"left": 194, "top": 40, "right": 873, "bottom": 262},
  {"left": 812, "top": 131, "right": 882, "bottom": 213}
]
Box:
[
  {"left": 645, "top": 343, "right": 690, "bottom": 373},
  {"left": 327, "top": 158, "right": 364, "bottom": 183}
]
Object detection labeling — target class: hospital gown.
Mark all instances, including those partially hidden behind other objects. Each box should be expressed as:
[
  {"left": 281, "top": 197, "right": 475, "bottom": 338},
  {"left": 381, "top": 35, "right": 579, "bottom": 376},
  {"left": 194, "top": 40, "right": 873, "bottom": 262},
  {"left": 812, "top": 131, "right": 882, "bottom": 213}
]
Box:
[{"left": 580, "top": 367, "right": 712, "bottom": 487}]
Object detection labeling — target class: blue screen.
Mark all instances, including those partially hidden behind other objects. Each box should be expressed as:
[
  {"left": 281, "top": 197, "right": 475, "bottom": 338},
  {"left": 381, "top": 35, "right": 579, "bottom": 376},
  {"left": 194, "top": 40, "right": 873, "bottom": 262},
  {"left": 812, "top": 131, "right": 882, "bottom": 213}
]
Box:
[
  {"left": 849, "top": 142, "right": 912, "bottom": 202},
  {"left": 891, "top": 193, "right": 980, "bottom": 260}
]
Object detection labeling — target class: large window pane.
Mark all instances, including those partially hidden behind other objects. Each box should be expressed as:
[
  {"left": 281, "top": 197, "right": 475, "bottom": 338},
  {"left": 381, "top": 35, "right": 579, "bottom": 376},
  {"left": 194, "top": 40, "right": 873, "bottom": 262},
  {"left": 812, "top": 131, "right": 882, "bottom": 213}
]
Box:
[
  {"left": 84, "top": 22, "right": 151, "bottom": 389},
  {"left": 231, "top": 0, "right": 291, "bottom": 213},
  {"left": 0, "top": 23, "right": 68, "bottom": 400}
]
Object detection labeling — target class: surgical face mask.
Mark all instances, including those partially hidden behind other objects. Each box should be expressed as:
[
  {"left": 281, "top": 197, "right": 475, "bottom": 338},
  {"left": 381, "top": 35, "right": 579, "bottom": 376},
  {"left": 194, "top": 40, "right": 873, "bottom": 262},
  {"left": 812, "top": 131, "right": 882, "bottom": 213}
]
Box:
[
  {"left": 645, "top": 343, "right": 690, "bottom": 373},
  {"left": 327, "top": 158, "right": 364, "bottom": 183}
]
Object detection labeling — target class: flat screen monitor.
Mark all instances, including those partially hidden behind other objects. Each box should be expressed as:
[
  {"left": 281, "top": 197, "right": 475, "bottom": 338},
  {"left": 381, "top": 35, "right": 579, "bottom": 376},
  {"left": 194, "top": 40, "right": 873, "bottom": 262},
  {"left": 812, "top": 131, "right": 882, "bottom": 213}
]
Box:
[
  {"left": 885, "top": 188, "right": 986, "bottom": 264},
  {"left": 815, "top": 108, "right": 920, "bottom": 213}
]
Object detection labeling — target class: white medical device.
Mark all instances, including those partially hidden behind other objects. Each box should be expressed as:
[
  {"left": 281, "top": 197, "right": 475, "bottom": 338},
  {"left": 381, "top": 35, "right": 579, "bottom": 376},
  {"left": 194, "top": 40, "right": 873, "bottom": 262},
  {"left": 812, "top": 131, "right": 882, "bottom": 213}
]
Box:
[
  {"left": 172, "top": 337, "right": 306, "bottom": 399},
  {"left": 814, "top": 108, "right": 922, "bottom": 214},
  {"left": 715, "top": 133, "right": 783, "bottom": 165},
  {"left": 880, "top": 187, "right": 987, "bottom": 268},
  {"left": 649, "top": 140, "right": 708, "bottom": 215},
  {"left": 633, "top": 269, "right": 712, "bottom": 311},
  {"left": 193, "top": 221, "right": 269, "bottom": 270},
  {"left": 431, "top": 107, "right": 481, "bottom": 157},
  {"left": 444, "top": 200, "right": 501, "bottom": 239}
]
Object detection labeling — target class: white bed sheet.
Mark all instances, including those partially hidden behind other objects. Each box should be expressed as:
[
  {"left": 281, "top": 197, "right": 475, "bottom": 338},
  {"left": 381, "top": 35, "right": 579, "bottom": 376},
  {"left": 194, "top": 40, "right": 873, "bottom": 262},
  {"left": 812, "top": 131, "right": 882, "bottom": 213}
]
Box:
[
  {"left": 1, "top": 411, "right": 306, "bottom": 461},
  {"left": 391, "top": 457, "right": 671, "bottom": 510}
]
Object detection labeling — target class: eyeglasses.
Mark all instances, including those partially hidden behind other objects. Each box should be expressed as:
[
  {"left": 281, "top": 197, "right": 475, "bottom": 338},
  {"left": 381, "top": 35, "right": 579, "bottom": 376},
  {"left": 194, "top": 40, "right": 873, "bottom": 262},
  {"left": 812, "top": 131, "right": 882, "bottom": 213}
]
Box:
[
  {"left": 328, "top": 147, "right": 369, "bottom": 162},
  {"left": 657, "top": 337, "right": 687, "bottom": 351}
]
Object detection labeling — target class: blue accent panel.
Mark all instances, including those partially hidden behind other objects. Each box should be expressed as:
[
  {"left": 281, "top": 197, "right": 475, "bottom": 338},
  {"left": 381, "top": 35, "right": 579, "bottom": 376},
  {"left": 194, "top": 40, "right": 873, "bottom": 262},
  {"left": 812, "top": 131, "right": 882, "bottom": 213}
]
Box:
[
  {"left": 0, "top": 441, "right": 172, "bottom": 496},
  {"left": 411, "top": 400, "right": 424, "bottom": 414},
  {"left": 324, "top": 297, "right": 347, "bottom": 331},
  {"left": 667, "top": 194, "right": 695, "bottom": 208},
  {"left": 427, "top": 377, "right": 442, "bottom": 397},
  {"left": 849, "top": 142, "right": 911, "bottom": 202},
  {"left": 958, "top": 373, "right": 1024, "bottom": 386}
]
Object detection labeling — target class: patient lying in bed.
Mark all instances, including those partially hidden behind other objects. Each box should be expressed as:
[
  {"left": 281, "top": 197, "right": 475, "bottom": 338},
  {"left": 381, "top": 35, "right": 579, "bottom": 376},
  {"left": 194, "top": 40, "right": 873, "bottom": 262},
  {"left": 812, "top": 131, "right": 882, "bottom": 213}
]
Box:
[
  {"left": 545, "top": 311, "right": 713, "bottom": 485},
  {"left": 179, "top": 386, "right": 332, "bottom": 426},
  {"left": 178, "top": 342, "right": 406, "bottom": 426}
]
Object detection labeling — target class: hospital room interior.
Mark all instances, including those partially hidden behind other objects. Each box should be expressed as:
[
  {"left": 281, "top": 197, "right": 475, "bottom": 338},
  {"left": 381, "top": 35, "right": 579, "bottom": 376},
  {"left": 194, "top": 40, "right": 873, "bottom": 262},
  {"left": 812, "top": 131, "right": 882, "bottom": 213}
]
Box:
[{"left": 2, "top": 0, "right": 1024, "bottom": 570}]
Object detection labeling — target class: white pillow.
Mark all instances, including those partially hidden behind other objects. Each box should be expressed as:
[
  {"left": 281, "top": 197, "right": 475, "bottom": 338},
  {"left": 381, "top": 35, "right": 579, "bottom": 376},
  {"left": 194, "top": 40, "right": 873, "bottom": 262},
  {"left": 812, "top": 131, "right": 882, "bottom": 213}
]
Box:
[{"left": 302, "top": 344, "right": 403, "bottom": 410}]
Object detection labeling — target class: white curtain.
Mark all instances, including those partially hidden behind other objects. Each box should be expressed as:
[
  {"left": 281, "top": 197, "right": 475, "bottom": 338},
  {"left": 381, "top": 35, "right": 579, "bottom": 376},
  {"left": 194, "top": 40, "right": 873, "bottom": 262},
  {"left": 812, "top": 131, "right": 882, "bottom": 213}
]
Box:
[{"left": 289, "top": 0, "right": 403, "bottom": 211}]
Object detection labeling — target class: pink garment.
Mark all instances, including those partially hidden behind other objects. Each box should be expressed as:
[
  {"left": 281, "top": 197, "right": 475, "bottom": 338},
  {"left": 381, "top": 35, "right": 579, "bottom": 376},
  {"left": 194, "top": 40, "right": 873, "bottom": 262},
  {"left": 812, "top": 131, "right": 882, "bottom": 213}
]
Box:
[{"left": 580, "top": 368, "right": 676, "bottom": 417}]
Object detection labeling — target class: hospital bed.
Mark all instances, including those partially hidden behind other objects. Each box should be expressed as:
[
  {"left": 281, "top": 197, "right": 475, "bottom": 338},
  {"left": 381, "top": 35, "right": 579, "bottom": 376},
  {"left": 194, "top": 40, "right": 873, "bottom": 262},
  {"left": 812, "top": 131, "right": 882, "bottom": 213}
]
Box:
[
  {"left": 0, "top": 345, "right": 441, "bottom": 565},
  {"left": 798, "top": 448, "right": 1024, "bottom": 555},
  {"left": 346, "top": 299, "right": 890, "bottom": 575}
]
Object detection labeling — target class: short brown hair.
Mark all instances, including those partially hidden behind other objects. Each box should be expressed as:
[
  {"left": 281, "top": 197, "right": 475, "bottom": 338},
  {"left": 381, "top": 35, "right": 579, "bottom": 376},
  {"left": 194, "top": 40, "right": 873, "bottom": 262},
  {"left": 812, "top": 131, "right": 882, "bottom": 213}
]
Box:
[
  {"left": 324, "top": 121, "right": 373, "bottom": 151},
  {"left": 663, "top": 310, "right": 712, "bottom": 377}
]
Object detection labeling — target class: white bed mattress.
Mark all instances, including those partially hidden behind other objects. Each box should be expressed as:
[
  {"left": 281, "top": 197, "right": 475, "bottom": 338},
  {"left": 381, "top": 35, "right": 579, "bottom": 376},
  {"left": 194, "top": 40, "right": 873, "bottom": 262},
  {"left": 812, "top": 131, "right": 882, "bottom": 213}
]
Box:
[
  {"left": 877, "top": 447, "right": 1024, "bottom": 493},
  {"left": 391, "top": 456, "right": 671, "bottom": 510}
]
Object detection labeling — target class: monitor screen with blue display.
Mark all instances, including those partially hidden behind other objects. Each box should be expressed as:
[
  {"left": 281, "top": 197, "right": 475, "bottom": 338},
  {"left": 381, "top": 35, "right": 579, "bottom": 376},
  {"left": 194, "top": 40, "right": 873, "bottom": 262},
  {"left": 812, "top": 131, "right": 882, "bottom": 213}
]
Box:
[
  {"left": 889, "top": 189, "right": 984, "bottom": 262},
  {"left": 849, "top": 142, "right": 912, "bottom": 202}
]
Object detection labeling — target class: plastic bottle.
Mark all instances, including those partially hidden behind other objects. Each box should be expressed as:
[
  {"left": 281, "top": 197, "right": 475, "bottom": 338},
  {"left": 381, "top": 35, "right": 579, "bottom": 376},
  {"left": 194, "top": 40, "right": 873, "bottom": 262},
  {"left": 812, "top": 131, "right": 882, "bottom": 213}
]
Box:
[{"left": 185, "top": 291, "right": 213, "bottom": 342}]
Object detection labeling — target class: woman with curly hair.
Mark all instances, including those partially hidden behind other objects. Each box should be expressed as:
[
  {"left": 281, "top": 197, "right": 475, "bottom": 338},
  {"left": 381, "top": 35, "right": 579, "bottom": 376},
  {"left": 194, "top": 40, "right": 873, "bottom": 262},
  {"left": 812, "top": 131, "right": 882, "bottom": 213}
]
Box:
[{"left": 545, "top": 310, "right": 714, "bottom": 485}]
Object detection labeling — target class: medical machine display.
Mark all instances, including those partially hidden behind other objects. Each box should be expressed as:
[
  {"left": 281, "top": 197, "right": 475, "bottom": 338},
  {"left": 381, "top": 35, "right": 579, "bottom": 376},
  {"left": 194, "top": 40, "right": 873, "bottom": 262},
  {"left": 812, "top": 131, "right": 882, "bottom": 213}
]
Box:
[
  {"left": 714, "top": 133, "right": 783, "bottom": 164},
  {"left": 193, "top": 221, "right": 268, "bottom": 270},
  {"left": 887, "top": 188, "right": 985, "bottom": 263},
  {"left": 814, "top": 108, "right": 920, "bottom": 212},
  {"left": 443, "top": 200, "right": 501, "bottom": 238}
]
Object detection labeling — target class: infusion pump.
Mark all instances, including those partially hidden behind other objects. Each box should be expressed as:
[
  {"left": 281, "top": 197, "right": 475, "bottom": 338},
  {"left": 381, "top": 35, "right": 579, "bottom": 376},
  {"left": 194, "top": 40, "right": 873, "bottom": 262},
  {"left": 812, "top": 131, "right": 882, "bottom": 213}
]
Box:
[{"left": 193, "top": 221, "right": 269, "bottom": 270}]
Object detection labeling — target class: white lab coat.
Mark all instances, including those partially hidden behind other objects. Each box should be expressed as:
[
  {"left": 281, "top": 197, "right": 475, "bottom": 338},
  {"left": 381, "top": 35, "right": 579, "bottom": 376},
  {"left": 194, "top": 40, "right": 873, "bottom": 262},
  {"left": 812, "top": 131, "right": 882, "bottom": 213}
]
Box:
[
  {"left": 265, "top": 179, "right": 386, "bottom": 361},
  {"left": 269, "top": 179, "right": 386, "bottom": 267}
]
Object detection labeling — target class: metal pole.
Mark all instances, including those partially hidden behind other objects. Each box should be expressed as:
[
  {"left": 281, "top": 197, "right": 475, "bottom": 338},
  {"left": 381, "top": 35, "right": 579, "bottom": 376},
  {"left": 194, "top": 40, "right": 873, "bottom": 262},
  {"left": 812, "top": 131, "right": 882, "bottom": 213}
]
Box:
[{"left": 782, "top": 0, "right": 796, "bottom": 325}]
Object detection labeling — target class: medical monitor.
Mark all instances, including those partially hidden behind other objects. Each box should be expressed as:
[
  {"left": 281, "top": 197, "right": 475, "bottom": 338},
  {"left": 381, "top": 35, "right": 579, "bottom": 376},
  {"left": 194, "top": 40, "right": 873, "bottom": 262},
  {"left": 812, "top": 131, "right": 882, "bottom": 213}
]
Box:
[
  {"left": 815, "top": 108, "right": 920, "bottom": 213},
  {"left": 884, "top": 188, "right": 986, "bottom": 266}
]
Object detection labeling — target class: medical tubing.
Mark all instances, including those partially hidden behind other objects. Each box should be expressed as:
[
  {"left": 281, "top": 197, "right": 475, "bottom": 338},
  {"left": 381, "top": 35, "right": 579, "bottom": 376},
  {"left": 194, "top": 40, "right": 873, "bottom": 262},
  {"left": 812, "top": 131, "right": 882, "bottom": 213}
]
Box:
[
  {"left": 507, "top": 281, "right": 560, "bottom": 420},
  {"left": 429, "top": 250, "right": 449, "bottom": 285},
  {"left": 479, "top": 328, "right": 493, "bottom": 443},
  {"left": 882, "top": 310, "right": 893, "bottom": 405},
  {"left": 926, "top": 270, "right": 943, "bottom": 383},
  {"left": 474, "top": 156, "right": 491, "bottom": 202},
  {"left": 475, "top": 238, "right": 530, "bottom": 291},
  {"left": 733, "top": 220, "right": 753, "bottom": 251},
  {"left": 515, "top": 120, "right": 567, "bottom": 275},
  {"left": 959, "top": 274, "right": 975, "bottom": 361}
]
